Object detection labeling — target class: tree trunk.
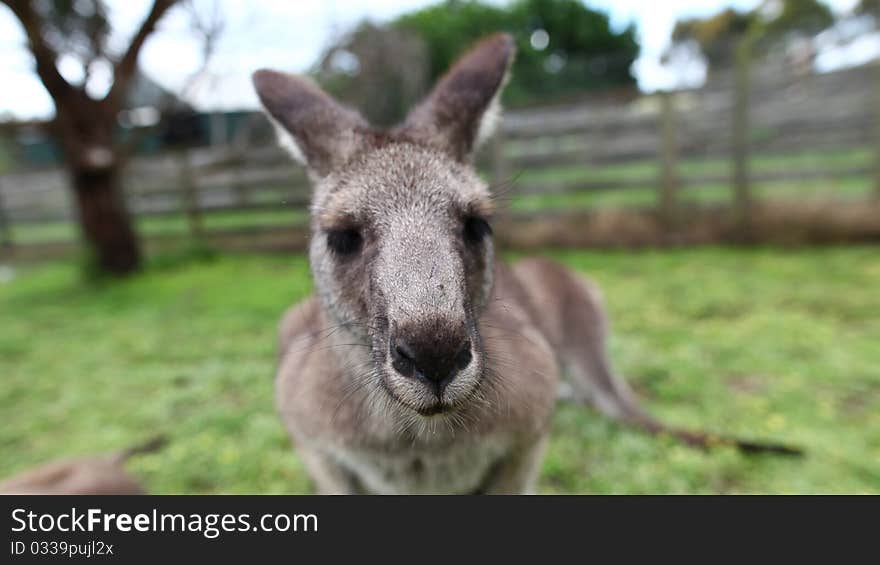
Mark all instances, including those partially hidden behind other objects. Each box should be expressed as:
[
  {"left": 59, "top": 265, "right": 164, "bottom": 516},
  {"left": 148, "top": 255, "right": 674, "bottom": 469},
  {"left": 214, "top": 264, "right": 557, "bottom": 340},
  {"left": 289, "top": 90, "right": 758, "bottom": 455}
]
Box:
[
  {"left": 3, "top": 0, "right": 181, "bottom": 276},
  {"left": 54, "top": 94, "right": 143, "bottom": 276},
  {"left": 71, "top": 164, "right": 142, "bottom": 275}
]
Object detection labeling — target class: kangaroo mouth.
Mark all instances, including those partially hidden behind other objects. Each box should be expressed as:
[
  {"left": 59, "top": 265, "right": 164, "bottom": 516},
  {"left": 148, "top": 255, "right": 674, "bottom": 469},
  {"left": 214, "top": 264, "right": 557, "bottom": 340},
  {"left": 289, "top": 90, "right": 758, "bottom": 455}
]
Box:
[
  {"left": 377, "top": 376, "right": 452, "bottom": 416},
  {"left": 377, "top": 364, "right": 484, "bottom": 419},
  {"left": 414, "top": 403, "right": 454, "bottom": 417}
]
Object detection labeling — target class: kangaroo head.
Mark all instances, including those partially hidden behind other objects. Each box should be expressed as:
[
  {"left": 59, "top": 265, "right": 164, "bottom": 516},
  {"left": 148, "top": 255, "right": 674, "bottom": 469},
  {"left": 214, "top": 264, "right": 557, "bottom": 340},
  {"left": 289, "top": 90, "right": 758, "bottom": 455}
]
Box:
[{"left": 254, "top": 34, "right": 514, "bottom": 417}]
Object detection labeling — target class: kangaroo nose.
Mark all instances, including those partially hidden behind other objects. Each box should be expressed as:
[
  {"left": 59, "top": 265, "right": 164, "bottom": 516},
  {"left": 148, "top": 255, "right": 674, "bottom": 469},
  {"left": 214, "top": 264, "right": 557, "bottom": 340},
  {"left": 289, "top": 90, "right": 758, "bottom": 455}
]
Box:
[{"left": 390, "top": 335, "right": 472, "bottom": 392}]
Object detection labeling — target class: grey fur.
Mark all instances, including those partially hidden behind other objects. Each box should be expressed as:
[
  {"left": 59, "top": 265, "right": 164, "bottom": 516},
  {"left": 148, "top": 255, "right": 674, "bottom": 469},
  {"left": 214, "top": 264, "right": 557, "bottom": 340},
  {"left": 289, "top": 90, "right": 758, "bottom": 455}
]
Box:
[
  {"left": 256, "top": 33, "right": 797, "bottom": 495},
  {"left": 0, "top": 437, "right": 165, "bottom": 495}
]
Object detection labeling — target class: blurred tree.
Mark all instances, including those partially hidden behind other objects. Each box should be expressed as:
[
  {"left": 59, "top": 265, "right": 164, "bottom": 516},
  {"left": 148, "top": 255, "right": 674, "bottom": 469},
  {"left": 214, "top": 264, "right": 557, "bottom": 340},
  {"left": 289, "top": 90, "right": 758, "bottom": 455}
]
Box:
[
  {"left": 1, "top": 0, "right": 220, "bottom": 275},
  {"left": 857, "top": 0, "right": 880, "bottom": 18},
  {"left": 669, "top": 0, "right": 836, "bottom": 75},
  {"left": 813, "top": 0, "right": 880, "bottom": 61},
  {"left": 671, "top": 9, "right": 756, "bottom": 71},
  {"left": 394, "top": 0, "right": 639, "bottom": 106},
  {"left": 757, "top": 0, "right": 834, "bottom": 40},
  {"left": 315, "top": 23, "right": 429, "bottom": 127},
  {"left": 0, "top": 0, "right": 181, "bottom": 274}
]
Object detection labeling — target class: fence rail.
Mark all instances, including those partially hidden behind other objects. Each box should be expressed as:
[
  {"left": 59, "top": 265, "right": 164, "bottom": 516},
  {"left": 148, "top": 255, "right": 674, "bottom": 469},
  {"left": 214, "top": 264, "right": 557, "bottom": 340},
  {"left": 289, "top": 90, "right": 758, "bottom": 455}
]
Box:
[{"left": 2, "top": 58, "right": 880, "bottom": 255}]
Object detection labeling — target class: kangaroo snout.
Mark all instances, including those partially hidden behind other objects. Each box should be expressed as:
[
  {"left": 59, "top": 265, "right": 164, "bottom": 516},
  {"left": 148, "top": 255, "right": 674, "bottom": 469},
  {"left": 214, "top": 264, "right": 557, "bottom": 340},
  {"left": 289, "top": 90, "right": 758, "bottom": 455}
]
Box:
[{"left": 389, "top": 319, "right": 473, "bottom": 394}]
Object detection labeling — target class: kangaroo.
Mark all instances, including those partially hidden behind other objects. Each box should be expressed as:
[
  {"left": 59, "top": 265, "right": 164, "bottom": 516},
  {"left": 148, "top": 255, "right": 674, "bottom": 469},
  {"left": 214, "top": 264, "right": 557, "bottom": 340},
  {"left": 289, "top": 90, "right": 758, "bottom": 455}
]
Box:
[
  {"left": 254, "top": 34, "right": 798, "bottom": 495},
  {"left": 0, "top": 436, "right": 165, "bottom": 495}
]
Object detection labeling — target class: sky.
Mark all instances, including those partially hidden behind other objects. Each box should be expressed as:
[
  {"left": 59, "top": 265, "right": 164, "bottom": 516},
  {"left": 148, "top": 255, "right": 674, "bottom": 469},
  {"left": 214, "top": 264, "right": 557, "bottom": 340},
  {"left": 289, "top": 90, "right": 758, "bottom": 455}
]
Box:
[{"left": 0, "top": 0, "right": 864, "bottom": 120}]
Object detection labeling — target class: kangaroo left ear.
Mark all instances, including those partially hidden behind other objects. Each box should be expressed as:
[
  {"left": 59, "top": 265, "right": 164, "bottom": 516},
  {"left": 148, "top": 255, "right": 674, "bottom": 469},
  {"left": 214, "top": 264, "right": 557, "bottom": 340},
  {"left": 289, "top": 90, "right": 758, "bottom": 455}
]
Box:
[
  {"left": 398, "top": 33, "right": 515, "bottom": 162},
  {"left": 252, "top": 69, "right": 370, "bottom": 178}
]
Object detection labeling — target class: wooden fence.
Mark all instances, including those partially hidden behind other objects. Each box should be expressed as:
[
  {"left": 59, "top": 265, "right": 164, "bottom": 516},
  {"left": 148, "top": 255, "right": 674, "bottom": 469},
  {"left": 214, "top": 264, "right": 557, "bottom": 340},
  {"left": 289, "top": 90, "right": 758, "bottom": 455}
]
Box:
[{"left": 2, "top": 58, "right": 880, "bottom": 257}]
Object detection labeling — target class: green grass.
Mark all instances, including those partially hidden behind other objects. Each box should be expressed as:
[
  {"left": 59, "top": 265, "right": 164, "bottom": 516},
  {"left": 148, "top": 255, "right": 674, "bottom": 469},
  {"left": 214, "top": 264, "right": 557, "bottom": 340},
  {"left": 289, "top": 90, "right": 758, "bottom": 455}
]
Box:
[{"left": 1, "top": 247, "right": 878, "bottom": 493}]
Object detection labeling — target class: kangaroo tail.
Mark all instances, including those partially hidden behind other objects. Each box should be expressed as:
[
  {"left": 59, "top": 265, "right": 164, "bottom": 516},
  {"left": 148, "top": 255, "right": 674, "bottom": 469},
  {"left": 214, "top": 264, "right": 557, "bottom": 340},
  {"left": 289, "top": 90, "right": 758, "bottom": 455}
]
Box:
[
  {"left": 114, "top": 435, "right": 168, "bottom": 463},
  {"left": 512, "top": 257, "right": 804, "bottom": 457},
  {"left": 622, "top": 405, "right": 803, "bottom": 456},
  {"left": 560, "top": 359, "right": 804, "bottom": 457}
]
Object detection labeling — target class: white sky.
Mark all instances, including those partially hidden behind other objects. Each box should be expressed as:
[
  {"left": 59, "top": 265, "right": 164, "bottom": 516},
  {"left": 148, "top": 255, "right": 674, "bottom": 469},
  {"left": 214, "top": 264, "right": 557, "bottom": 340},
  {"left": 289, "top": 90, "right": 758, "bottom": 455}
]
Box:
[{"left": 0, "top": 0, "right": 863, "bottom": 120}]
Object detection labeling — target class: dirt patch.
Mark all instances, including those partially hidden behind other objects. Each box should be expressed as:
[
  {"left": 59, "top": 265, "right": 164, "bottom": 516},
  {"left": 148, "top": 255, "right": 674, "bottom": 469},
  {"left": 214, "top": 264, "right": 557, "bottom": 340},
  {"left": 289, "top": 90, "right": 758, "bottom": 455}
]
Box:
[{"left": 726, "top": 374, "right": 768, "bottom": 395}]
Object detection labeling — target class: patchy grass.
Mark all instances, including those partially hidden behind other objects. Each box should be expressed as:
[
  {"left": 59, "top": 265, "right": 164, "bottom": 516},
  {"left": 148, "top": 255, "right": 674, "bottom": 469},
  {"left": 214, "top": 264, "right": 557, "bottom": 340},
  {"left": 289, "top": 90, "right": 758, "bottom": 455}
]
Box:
[{"left": 1, "top": 247, "right": 878, "bottom": 493}]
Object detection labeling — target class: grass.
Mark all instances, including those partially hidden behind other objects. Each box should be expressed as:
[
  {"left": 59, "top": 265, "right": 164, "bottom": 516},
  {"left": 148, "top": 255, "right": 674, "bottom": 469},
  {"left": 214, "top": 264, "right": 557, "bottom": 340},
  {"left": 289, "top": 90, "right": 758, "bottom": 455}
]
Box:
[{"left": 1, "top": 247, "right": 879, "bottom": 493}]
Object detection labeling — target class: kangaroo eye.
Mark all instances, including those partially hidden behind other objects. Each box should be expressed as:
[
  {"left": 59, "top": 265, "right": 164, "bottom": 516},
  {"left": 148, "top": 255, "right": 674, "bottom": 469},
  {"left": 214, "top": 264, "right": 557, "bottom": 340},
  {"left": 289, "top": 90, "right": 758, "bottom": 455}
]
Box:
[
  {"left": 326, "top": 228, "right": 362, "bottom": 256},
  {"left": 463, "top": 216, "right": 492, "bottom": 244}
]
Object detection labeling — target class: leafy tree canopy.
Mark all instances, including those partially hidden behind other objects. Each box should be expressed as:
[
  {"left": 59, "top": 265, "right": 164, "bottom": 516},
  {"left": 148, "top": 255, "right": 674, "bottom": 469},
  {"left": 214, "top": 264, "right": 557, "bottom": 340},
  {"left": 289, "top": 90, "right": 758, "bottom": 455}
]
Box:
[
  {"left": 671, "top": 0, "right": 836, "bottom": 72},
  {"left": 393, "top": 0, "right": 640, "bottom": 106},
  {"left": 758, "top": 0, "right": 834, "bottom": 40},
  {"left": 857, "top": 0, "right": 880, "bottom": 18}
]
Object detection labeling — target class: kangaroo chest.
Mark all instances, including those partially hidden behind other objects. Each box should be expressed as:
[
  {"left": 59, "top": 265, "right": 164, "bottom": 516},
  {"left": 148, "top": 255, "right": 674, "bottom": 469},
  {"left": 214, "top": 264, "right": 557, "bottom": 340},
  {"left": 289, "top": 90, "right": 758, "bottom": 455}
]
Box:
[{"left": 328, "top": 436, "right": 510, "bottom": 495}]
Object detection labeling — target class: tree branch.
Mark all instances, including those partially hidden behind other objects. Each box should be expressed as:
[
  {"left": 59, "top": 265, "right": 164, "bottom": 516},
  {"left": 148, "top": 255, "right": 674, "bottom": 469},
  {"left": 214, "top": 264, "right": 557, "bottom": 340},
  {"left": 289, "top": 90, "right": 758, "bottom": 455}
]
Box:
[
  {"left": 106, "top": 0, "right": 179, "bottom": 105},
  {"left": 1, "top": 0, "right": 74, "bottom": 103},
  {"left": 117, "top": 0, "right": 224, "bottom": 157}
]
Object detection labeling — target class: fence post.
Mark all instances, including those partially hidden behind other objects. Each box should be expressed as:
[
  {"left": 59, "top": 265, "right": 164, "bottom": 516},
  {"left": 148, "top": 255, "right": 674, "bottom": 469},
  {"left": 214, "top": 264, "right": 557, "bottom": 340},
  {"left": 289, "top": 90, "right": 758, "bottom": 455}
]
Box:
[
  {"left": 0, "top": 178, "right": 12, "bottom": 256},
  {"left": 732, "top": 38, "right": 752, "bottom": 235},
  {"left": 178, "top": 150, "right": 203, "bottom": 240},
  {"left": 658, "top": 90, "right": 680, "bottom": 228},
  {"left": 233, "top": 153, "right": 249, "bottom": 206}
]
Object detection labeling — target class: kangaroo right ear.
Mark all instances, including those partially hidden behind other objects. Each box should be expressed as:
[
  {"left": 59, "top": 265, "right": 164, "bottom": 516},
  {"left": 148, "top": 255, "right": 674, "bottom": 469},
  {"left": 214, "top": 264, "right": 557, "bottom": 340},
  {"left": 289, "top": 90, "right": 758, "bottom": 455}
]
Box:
[
  {"left": 398, "top": 33, "right": 515, "bottom": 162},
  {"left": 252, "top": 70, "right": 369, "bottom": 177}
]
